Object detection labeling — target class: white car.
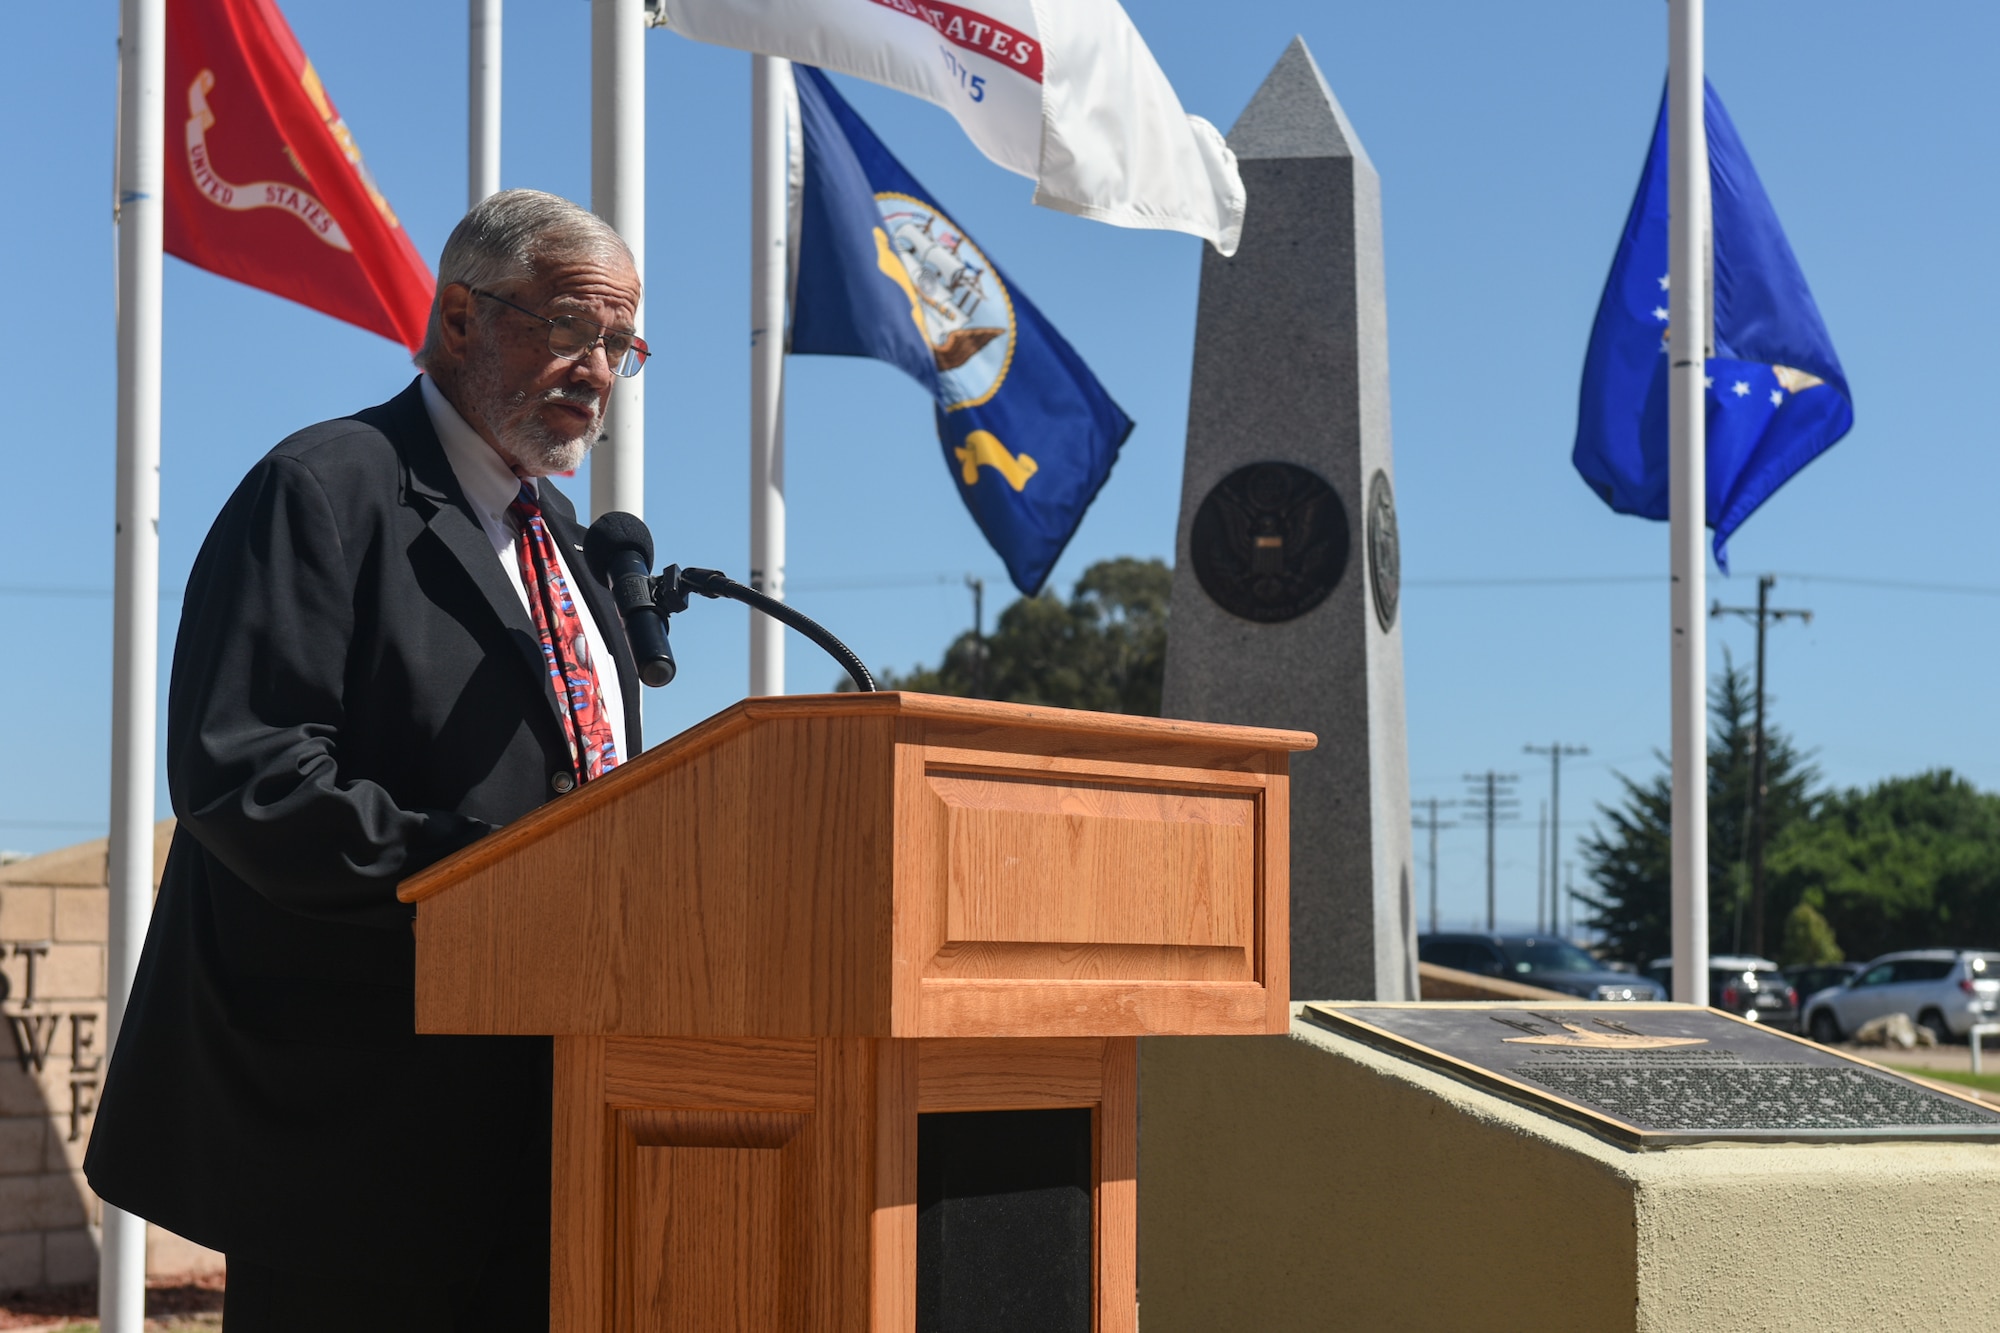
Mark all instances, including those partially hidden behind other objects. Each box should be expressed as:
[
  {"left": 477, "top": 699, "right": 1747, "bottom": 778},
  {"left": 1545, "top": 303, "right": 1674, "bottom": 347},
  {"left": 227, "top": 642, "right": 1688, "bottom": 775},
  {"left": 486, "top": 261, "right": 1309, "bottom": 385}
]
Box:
[{"left": 1802, "top": 950, "right": 2000, "bottom": 1046}]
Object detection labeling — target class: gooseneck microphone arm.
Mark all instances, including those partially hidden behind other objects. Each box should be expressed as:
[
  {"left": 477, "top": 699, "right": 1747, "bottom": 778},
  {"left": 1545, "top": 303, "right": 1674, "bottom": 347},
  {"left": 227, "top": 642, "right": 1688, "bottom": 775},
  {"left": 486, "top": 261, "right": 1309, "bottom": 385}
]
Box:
[{"left": 662, "top": 566, "right": 877, "bottom": 694}]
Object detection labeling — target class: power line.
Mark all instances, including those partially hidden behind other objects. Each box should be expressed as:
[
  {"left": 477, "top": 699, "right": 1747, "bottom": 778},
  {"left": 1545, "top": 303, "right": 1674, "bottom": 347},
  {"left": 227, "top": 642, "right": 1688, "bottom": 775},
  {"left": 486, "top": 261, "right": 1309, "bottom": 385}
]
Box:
[
  {"left": 1461, "top": 771, "right": 1520, "bottom": 932},
  {"left": 786, "top": 571, "right": 1005, "bottom": 594},
  {"left": 0, "top": 585, "right": 182, "bottom": 603},
  {"left": 0, "top": 586, "right": 115, "bottom": 599},
  {"left": 1406, "top": 572, "right": 2000, "bottom": 597},
  {"left": 10, "top": 568, "right": 2000, "bottom": 599},
  {"left": 1407, "top": 575, "right": 1656, "bottom": 588},
  {"left": 0, "top": 574, "right": 1009, "bottom": 600},
  {"left": 1774, "top": 572, "right": 2000, "bottom": 599}
]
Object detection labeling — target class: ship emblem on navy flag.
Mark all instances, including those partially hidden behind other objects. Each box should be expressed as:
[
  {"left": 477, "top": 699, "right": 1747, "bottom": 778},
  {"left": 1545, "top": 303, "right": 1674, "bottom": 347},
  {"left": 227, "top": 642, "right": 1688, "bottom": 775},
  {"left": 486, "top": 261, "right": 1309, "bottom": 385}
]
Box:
[{"left": 873, "top": 198, "right": 1014, "bottom": 390}]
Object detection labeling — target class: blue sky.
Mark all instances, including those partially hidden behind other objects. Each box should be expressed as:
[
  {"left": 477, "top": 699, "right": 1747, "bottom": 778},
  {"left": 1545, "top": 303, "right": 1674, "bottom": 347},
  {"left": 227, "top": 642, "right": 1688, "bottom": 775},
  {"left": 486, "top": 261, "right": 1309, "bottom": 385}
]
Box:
[{"left": 5, "top": 2, "right": 1997, "bottom": 938}]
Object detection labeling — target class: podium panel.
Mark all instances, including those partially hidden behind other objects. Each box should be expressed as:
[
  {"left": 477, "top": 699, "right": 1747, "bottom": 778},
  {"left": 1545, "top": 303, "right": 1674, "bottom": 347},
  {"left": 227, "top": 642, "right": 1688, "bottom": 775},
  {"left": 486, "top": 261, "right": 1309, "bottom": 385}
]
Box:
[
  {"left": 615, "top": 1109, "right": 803, "bottom": 1330},
  {"left": 925, "top": 770, "right": 1258, "bottom": 980},
  {"left": 402, "top": 696, "right": 1307, "bottom": 1333},
  {"left": 552, "top": 1034, "right": 1137, "bottom": 1333}
]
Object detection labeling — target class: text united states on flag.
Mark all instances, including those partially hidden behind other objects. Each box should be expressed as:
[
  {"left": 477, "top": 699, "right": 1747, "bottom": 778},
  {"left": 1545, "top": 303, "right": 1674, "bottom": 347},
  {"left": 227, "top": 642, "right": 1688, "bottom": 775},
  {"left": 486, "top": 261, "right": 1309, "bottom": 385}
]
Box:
[
  {"left": 865, "top": 0, "right": 1044, "bottom": 79},
  {"left": 652, "top": 0, "right": 1244, "bottom": 254}
]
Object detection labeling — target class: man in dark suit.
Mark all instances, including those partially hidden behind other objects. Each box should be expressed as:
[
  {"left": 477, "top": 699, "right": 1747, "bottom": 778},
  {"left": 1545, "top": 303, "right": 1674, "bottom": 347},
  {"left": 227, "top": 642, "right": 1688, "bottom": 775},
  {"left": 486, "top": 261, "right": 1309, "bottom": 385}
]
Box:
[{"left": 85, "top": 189, "right": 648, "bottom": 1331}]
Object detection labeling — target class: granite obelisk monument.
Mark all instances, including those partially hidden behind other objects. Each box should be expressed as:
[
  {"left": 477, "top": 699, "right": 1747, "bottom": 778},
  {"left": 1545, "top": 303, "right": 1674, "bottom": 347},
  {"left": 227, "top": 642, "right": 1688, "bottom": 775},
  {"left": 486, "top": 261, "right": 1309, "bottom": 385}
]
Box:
[{"left": 1162, "top": 37, "right": 1415, "bottom": 1001}]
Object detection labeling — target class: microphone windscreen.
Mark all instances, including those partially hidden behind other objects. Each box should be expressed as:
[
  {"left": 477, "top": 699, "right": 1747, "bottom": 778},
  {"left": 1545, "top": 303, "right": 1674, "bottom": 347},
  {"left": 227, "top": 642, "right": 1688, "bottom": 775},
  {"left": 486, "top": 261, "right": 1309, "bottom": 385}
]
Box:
[{"left": 583, "top": 511, "right": 654, "bottom": 579}]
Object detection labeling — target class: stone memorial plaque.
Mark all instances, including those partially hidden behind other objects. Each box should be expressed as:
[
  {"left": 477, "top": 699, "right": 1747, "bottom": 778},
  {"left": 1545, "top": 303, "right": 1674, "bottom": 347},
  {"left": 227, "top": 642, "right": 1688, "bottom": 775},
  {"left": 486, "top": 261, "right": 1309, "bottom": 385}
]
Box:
[{"left": 1305, "top": 1002, "right": 2000, "bottom": 1148}]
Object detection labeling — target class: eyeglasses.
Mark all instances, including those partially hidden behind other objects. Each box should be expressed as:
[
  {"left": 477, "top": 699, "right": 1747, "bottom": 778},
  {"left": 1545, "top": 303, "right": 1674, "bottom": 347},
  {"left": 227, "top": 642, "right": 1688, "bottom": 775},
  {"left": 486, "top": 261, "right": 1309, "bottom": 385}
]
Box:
[{"left": 473, "top": 289, "right": 649, "bottom": 378}]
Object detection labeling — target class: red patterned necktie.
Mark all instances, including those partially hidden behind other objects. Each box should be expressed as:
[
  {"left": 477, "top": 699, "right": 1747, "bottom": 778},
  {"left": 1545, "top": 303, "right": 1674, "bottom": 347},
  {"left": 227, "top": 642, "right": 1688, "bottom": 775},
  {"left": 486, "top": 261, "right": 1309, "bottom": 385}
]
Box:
[{"left": 509, "top": 483, "right": 620, "bottom": 782}]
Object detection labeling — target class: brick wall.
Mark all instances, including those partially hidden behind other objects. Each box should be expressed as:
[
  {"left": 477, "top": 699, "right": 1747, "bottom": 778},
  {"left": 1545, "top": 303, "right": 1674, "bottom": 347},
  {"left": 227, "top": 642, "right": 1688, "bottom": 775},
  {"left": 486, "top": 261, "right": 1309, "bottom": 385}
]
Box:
[{"left": 0, "top": 823, "right": 222, "bottom": 1292}]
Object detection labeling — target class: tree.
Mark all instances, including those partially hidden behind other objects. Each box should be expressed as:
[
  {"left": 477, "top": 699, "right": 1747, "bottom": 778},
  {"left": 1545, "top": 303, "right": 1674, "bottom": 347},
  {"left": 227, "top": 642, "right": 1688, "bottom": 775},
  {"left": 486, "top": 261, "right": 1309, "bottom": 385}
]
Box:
[
  {"left": 853, "top": 557, "right": 1170, "bottom": 716},
  {"left": 1778, "top": 902, "right": 1843, "bottom": 967},
  {"left": 1579, "top": 656, "right": 1819, "bottom": 964},
  {"left": 1766, "top": 771, "right": 2000, "bottom": 961}
]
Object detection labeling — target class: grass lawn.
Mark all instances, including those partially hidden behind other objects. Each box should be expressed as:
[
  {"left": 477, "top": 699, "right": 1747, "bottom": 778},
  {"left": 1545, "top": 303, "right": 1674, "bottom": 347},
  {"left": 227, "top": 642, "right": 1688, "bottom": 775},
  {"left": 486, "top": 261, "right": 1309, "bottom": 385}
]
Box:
[{"left": 1887, "top": 1064, "right": 2000, "bottom": 1095}]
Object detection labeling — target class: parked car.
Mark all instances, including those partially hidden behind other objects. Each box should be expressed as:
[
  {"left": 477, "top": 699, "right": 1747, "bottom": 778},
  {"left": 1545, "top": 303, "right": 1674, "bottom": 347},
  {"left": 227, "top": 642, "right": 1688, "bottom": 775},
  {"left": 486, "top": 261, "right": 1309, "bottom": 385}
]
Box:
[
  {"left": 1644, "top": 955, "right": 1799, "bottom": 1031},
  {"left": 1418, "top": 934, "right": 1665, "bottom": 1001},
  {"left": 1782, "top": 962, "right": 1863, "bottom": 1007},
  {"left": 1800, "top": 950, "right": 2000, "bottom": 1045}
]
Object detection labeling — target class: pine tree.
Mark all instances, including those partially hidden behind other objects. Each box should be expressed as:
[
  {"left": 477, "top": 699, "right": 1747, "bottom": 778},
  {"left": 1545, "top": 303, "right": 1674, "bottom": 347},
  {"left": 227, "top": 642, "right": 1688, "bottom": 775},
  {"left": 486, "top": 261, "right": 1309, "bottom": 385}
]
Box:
[
  {"left": 1579, "top": 656, "right": 1819, "bottom": 964},
  {"left": 1778, "top": 902, "right": 1843, "bottom": 966}
]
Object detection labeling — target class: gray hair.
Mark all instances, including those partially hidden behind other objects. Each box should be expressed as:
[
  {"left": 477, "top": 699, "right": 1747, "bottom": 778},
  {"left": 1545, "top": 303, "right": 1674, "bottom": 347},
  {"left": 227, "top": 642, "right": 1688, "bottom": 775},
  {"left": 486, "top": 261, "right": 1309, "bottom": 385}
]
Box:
[{"left": 414, "top": 189, "right": 634, "bottom": 370}]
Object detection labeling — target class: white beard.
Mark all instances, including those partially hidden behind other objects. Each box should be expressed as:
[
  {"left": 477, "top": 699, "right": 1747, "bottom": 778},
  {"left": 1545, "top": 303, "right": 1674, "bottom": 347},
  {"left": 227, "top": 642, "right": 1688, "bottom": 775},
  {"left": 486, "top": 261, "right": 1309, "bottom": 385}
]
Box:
[{"left": 465, "top": 342, "right": 604, "bottom": 476}]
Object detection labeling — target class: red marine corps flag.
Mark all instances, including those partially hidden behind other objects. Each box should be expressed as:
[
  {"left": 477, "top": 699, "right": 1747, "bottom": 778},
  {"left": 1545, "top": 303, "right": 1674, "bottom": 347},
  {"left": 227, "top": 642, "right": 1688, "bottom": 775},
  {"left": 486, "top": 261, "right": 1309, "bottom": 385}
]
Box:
[{"left": 165, "top": 0, "right": 433, "bottom": 350}]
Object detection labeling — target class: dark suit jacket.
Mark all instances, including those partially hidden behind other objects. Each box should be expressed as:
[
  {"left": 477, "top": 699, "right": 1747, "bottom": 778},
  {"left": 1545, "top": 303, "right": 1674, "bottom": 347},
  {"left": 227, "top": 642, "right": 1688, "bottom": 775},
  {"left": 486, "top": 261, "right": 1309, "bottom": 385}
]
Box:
[{"left": 84, "top": 378, "right": 641, "bottom": 1284}]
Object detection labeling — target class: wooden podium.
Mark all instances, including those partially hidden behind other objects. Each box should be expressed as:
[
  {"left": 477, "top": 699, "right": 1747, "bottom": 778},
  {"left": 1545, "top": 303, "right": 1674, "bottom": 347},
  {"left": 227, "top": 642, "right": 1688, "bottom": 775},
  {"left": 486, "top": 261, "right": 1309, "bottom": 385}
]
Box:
[{"left": 399, "top": 693, "right": 1312, "bottom": 1332}]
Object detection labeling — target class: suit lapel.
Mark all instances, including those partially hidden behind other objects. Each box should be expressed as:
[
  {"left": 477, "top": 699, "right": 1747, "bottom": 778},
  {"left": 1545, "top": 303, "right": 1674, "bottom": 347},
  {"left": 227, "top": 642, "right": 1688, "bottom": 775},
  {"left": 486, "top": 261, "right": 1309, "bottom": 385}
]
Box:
[
  {"left": 540, "top": 492, "right": 645, "bottom": 753},
  {"left": 369, "top": 380, "right": 567, "bottom": 733}
]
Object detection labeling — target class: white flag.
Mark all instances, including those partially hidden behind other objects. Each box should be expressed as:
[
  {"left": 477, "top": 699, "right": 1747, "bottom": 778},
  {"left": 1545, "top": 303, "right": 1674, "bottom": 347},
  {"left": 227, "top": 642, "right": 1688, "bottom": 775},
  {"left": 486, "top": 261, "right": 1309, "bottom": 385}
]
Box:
[{"left": 652, "top": 0, "right": 1245, "bottom": 255}]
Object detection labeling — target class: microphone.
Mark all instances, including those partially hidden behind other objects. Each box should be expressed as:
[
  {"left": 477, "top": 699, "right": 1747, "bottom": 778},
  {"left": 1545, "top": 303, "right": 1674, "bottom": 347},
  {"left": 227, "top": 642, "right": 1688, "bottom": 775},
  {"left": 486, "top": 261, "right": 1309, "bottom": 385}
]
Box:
[{"left": 583, "top": 511, "right": 676, "bottom": 687}]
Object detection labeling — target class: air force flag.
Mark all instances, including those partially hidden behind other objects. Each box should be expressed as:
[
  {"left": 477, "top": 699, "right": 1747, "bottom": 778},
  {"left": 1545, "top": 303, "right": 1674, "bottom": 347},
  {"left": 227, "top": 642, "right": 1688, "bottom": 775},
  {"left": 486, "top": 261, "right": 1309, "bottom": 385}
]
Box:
[
  {"left": 1574, "top": 81, "right": 1852, "bottom": 569},
  {"left": 789, "top": 65, "right": 1133, "bottom": 595}
]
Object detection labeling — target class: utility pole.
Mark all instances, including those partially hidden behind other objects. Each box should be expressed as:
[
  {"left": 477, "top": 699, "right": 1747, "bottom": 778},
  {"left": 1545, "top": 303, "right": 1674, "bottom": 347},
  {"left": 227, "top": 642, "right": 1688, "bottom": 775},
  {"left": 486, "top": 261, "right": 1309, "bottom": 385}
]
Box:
[
  {"left": 1524, "top": 741, "right": 1589, "bottom": 939},
  {"left": 1711, "top": 575, "right": 1812, "bottom": 957},
  {"left": 1565, "top": 860, "right": 1577, "bottom": 936},
  {"left": 1411, "top": 798, "right": 1458, "bottom": 935},
  {"left": 966, "top": 575, "right": 985, "bottom": 697},
  {"left": 1535, "top": 802, "right": 1547, "bottom": 932},
  {"left": 1462, "top": 772, "right": 1520, "bottom": 932}
]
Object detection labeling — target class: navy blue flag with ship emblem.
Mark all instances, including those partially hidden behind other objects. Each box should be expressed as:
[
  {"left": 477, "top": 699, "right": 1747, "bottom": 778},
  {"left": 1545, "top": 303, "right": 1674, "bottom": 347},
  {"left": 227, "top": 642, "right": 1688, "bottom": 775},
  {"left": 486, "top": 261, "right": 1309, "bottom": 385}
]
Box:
[
  {"left": 789, "top": 65, "right": 1133, "bottom": 596},
  {"left": 1574, "top": 81, "right": 1852, "bottom": 570}
]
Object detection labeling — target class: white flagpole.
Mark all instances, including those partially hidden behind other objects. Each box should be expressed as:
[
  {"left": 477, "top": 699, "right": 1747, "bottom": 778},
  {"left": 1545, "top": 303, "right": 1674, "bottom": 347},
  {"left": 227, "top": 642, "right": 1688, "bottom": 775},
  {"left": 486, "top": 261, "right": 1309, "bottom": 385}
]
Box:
[
  {"left": 591, "top": 0, "right": 645, "bottom": 521},
  {"left": 748, "top": 55, "right": 790, "bottom": 696},
  {"left": 1667, "top": 0, "right": 1710, "bottom": 1004},
  {"left": 104, "top": 0, "right": 164, "bottom": 1327},
  {"left": 468, "top": 0, "right": 502, "bottom": 207}
]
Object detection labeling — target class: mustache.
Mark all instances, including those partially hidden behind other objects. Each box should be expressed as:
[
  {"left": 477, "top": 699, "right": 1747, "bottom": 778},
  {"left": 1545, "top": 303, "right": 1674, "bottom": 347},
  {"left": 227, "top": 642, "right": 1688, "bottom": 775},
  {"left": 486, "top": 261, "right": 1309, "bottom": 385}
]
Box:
[{"left": 536, "top": 385, "right": 602, "bottom": 413}]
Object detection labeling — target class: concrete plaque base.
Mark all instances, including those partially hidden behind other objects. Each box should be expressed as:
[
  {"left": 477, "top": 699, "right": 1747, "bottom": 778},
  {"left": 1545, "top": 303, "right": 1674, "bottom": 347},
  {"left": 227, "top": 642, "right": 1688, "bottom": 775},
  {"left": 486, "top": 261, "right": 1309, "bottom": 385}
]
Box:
[{"left": 1139, "top": 1012, "right": 2000, "bottom": 1332}]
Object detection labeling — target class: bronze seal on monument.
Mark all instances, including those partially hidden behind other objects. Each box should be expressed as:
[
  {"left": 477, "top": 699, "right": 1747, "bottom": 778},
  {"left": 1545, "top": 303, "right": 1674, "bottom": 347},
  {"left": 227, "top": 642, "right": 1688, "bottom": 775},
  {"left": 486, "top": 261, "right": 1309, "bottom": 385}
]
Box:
[
  {"left": 1367, "top": 469, "right": 1399, "bottom": 632},
  {"left": 1189, "top": 462, "right": 1348, "bottom": 623}
]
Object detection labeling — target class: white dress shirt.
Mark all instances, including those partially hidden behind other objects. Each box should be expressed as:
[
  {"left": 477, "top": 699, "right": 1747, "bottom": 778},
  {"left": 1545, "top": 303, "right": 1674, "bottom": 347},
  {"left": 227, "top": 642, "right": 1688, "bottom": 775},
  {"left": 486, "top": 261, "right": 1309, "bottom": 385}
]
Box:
[{"left": 420, "top": 375, "right": 629, "bottom": 764}]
